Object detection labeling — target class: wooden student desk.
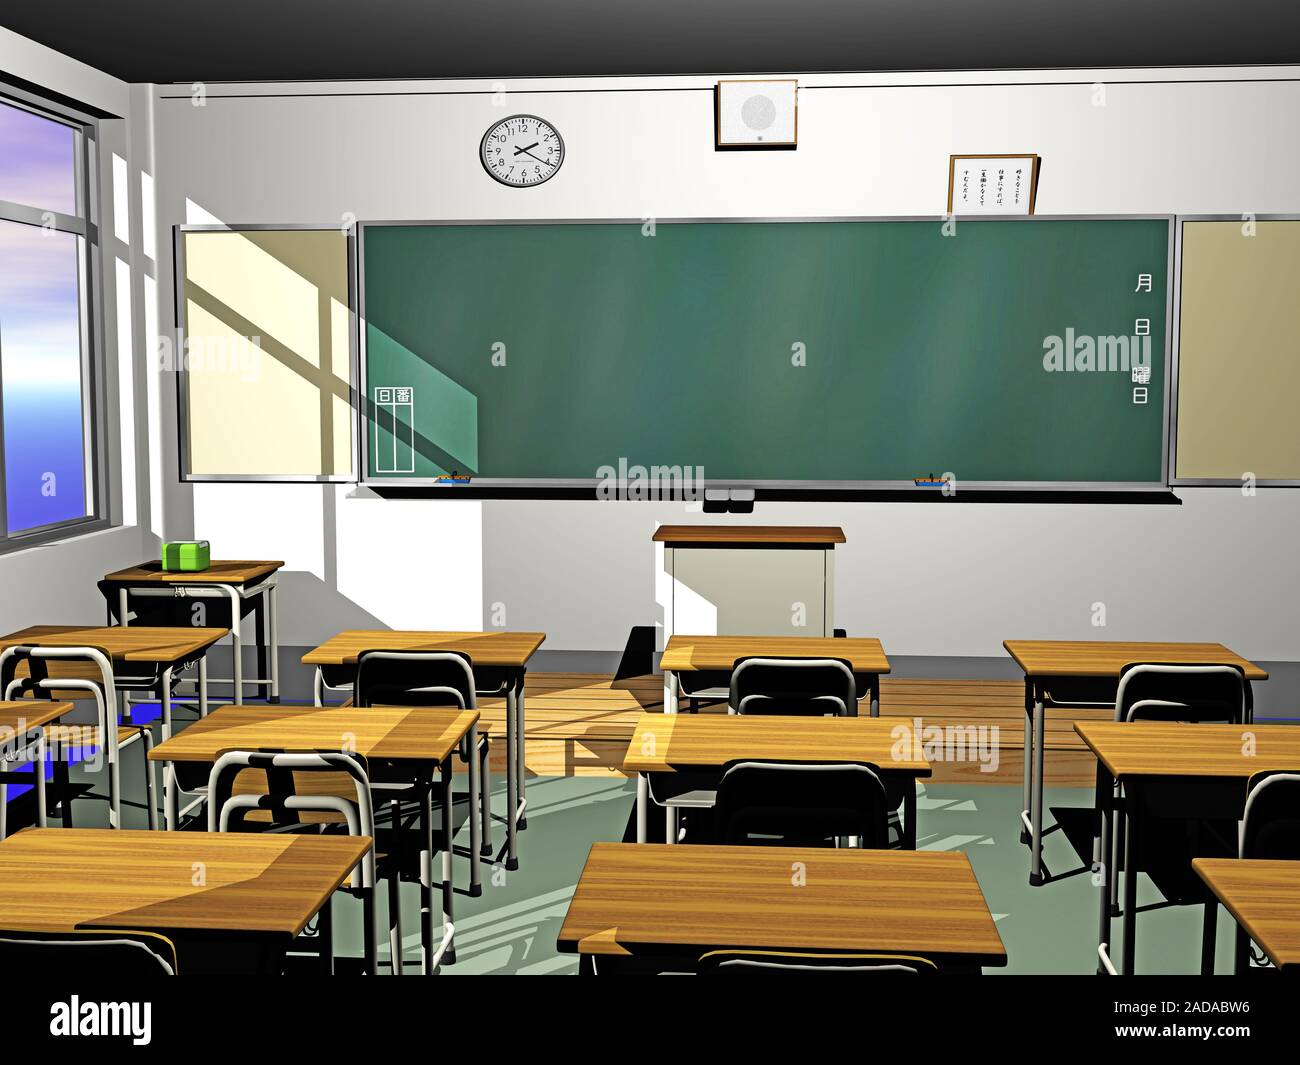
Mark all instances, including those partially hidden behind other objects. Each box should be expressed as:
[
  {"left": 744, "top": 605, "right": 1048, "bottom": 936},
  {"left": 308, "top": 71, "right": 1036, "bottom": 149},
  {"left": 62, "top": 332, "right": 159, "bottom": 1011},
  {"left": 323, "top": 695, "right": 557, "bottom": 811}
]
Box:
[
  {"left": 0, "top": 701, "right": 75, "bottom": 840},
  {"left": 151, "top": 703, "right": 481, "bottom": 973},
  {"left": 1003, "top": 639, "right": 1267, "bottom": 886},
  {"left": 102, "top": 559, "right": 284, "bottom": 705},
  {"left": 660, "top": 634, "right": 890, "bottom": 717},
  {"left": 0, "top": 827, "right": 368, "bottom": 974},
  {"left": 1194, "top": 858, "right": 1300, "bottom": 973},
  {"left": 302, "top": 629, "right": 545, "bottom": 870},
  {"left": 1075, "top": 720, "right": 1300, "bottom": 976},
  {"left": 623, "top": 712, "right": 930, "bottom": 847},
  {"left": 557, "top": 842, "right": 1006, "bottom": 973}
]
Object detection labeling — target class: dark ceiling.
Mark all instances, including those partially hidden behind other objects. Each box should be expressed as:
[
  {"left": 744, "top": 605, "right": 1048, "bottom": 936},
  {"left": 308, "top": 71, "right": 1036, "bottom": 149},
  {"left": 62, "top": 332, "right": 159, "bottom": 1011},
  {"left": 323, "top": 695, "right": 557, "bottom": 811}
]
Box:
[{"left": 3, "top": 0, "right": 1299, "bottom": 84}]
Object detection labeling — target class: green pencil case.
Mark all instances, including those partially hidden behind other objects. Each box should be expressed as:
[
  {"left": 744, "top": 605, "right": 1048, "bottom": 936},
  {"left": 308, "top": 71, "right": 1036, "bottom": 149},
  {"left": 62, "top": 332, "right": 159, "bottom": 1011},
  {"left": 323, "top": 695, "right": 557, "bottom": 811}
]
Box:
[{"left": 161, "top": 540, "right": 210, "bottom": 572}]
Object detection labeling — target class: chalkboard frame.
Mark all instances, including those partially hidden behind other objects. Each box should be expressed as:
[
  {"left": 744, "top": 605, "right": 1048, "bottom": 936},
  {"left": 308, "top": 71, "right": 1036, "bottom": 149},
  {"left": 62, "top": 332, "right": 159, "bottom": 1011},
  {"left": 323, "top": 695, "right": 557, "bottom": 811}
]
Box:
[
  {"left": 1169, "top": 214, "right": 1300, "bottom": 488},
  {"left": 356, "top": 215, "right": 1175, "bottom": 494}
]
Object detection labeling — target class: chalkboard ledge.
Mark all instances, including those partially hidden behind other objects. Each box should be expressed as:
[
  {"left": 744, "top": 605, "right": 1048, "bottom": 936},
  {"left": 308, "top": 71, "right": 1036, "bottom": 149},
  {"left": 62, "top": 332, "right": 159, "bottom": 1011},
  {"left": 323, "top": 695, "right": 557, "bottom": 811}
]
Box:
[{"left": 361, "top": 485, "right": 1183, "bottom": 506}]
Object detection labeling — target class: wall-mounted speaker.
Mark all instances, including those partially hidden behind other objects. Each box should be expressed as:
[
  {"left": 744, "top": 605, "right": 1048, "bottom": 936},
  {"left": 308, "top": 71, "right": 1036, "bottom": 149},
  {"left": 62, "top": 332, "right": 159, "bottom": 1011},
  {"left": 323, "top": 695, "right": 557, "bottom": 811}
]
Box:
[{"left": 715, "top": 79, "right": 798, "bottom": 150}]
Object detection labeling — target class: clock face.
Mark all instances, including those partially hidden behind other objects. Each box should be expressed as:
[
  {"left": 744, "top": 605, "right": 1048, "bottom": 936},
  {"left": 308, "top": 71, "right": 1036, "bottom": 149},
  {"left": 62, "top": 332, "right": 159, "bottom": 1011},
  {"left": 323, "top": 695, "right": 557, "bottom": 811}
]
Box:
[{"left": 480, "top": 115, "right": 564, "bottom": 187}]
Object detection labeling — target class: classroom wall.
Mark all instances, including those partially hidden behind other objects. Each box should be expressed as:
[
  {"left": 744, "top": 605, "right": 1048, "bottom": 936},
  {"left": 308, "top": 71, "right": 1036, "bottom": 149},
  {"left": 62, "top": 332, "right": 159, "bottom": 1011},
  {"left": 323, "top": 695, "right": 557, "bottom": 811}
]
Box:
[
  {"left": 143, "top": 69, "right": 1300, "bottom": 663},
  {"left": 0, "top": 30, "right": 155, "bottom": 631}
]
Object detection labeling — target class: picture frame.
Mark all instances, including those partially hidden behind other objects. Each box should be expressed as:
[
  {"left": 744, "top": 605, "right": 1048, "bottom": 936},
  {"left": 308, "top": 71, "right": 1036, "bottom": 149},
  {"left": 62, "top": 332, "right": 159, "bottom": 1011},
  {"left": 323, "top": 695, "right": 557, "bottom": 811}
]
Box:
[{"left": 948, "top": 154, "right": 1041, "bottom": 215}]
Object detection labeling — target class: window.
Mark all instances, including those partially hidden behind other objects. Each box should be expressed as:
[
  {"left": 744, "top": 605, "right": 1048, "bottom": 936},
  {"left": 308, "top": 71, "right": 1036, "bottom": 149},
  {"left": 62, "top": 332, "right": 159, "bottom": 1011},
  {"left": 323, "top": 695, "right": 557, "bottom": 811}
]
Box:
[{"left": 0, "top": 92, "right": 99, "bottom": 541}]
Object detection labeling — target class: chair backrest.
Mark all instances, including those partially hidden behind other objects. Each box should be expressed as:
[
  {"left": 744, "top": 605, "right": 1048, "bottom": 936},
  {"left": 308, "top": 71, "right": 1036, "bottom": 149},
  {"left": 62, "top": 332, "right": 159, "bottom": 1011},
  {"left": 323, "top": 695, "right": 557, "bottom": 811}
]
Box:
[
  {"left": 207, "top": 750, "right": 376, "bottom": 889},
  {"left": 1241, "top": 771, "right": 1300, "bottom": 861},
  {"left": 697, "top": 950, "right": 937, "bottom": 975},
  {"left": 729, "top": 657, "right": 857, "bottom": 717},
  {"left": 0, "top": 644, "right": 120, "bottom": 754},
  {"left": 713, "top": 759, "right": 891, "bottom": 848},
  {"left": 354, "top": 650, "right": 476, "bottom": 710},
  {"left": 0, "top": 928, "right": 176, "bottom": 975},
  {"left": 1115, "top": 663, "right": 1246, "bottom": 724}
]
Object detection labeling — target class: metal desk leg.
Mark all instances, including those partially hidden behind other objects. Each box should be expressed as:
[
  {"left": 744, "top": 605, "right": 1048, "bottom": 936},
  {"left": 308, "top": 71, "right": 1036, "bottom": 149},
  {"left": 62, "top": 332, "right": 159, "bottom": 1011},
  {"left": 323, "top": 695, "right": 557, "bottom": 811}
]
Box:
[
  {"left": 1121, "top": 804, "right": 1138, "bottom": 975},
  {"left": 226, "top": 588, "right": 243, "bottom": 704},
  {"left": 420, "top": 782, "right": 434, "bottom": 974},
  {"left": 666, "top": 805, "right": 678, "bottom": 844},
  {"left": 198, "top": 655, "right": 208, "bottom": 718},
  {"left": 516, "top": 671, "right": 528, "bottom": 830},
  {"left": 636, "top": 773, "right": 648, "bottom": 843},
  {"left": 118, "top": 588, "right": 129, "bottom": 627},
  {"left": 1020, "top": 678, "right": 1033, "bottom": 844},
  {"left": 32, "top": 728, "right": 46, "bottom": 829},
  {"left": 663, "top": 670, "right": 678, "bottom": 714},
  {"left": 902, "top": 779, "right": 917, "bottom": 849},
  {"left": 164, "top": 757, "right": 178, "bottom": 830},
  {"left": 1029, "top": 693, "right": 1046, "bottom": 885},
  {"left": 505, "top": 684, "right": 519, "bottom": 870},
  {"left": 1095, "top": 761, "right": 1115, "bottom": 974},
  {"left": 869, "top": 674, "right": 880, "bottom": 718},
  {"left": 467, "top": 723, "right": 482, "bottom": 897},
  {"left": 313, "top": 666, "right": 325, "bottom": 707},
  {"left": 160, "top": 666, "right": 175, "bottom": 829},
  {"left": 441, "top": 756, "right": 456, "bottom": 965},
  {"left": 267, "top": 582, "right": 280, "bottom": 703}
]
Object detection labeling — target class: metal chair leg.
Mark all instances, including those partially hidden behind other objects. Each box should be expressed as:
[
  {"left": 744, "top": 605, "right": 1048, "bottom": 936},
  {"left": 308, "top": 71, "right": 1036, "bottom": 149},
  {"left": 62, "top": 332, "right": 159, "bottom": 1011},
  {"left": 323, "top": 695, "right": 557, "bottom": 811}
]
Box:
[{"left": 480, "top": 738, "right": 492, "bottom": 858}]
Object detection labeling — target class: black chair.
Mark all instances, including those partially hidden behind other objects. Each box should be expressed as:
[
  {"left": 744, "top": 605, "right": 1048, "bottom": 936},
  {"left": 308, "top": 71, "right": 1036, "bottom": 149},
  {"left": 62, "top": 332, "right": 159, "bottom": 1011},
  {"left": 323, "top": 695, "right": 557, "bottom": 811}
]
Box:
[
  {"left": 1226, "top": 771, "right": 1300, "bottom": 973},
  {"left": 1116, "top": 663, "right": 1248, "bottom": 724},
  {"left": 0, "top": 928, "right": 176, "bottom": 975},
  {"left": 729, "top": 656, "right": 857, "bottom": 717},
  {"left": 354, "top": 649, "right": 492, "bottom": 886},
  {"left": 713, "top": 759, "right": 891, "bottom": 848},
  {"left": 208, "top": 749, "right": 392, "bottom": 975},
  {"left": 697, "top": 949, "right": 937, "bottom": 975}
]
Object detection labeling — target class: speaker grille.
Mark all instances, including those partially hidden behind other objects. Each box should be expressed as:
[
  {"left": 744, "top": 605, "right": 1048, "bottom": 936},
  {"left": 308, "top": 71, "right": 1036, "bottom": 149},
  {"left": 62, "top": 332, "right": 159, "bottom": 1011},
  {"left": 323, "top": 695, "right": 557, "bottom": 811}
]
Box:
[{"left": 741, "top": 94, "right": 777, "bottom": 131}]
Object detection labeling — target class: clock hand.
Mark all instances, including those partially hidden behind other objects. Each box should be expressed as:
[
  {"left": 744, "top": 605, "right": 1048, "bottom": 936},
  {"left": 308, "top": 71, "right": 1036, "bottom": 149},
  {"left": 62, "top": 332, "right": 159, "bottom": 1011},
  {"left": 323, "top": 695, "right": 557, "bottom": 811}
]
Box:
[
  {"left": 519, "top": 148, "right": 548, "bottom": 164},
  {"left": 513, "top": 142, "right": 540, "bottom": 156}
]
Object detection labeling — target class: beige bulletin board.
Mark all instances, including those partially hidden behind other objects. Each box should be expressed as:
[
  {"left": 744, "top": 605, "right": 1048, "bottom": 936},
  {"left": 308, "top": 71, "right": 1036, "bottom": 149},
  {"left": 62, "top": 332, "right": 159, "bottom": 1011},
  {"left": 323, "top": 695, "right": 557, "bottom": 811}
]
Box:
[
  {"left": 1174, "top": 218, "right": 1300, "bottom": 484},
  {"left": 177, "top": 227, "right": 354, "bottom": 480}
]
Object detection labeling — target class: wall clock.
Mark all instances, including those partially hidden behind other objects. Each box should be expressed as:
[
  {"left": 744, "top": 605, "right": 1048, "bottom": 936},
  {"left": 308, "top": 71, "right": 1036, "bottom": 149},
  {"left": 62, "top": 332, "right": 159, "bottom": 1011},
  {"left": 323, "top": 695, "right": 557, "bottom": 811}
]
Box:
[{"left": 480, "top": 114, "right": 564, "bottom": 187}]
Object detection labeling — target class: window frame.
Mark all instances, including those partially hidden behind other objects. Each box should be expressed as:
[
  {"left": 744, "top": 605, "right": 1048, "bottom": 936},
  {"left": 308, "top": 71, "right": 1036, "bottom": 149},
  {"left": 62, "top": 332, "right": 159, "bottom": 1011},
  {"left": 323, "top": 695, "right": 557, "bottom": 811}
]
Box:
[{"left": 0, "top": 81, "right": 109, "bottom": 551}]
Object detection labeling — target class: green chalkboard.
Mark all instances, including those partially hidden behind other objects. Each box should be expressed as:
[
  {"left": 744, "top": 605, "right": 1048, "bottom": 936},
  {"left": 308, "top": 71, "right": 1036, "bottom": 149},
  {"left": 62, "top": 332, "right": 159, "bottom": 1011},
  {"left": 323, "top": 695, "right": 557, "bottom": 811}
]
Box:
[{"left": 361, "top": 218, "right": 1169, "bottom": 485}]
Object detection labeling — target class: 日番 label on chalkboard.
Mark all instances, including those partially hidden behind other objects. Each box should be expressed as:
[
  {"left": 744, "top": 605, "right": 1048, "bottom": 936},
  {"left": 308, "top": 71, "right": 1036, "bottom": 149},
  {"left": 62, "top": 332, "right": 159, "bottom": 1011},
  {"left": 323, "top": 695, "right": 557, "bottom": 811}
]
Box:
[
  {"left": 948, "top": 155, "right": 1040, "bottom": 215},
  {"left": 373, "top": 386, "right": 415, "bottom": 474}
]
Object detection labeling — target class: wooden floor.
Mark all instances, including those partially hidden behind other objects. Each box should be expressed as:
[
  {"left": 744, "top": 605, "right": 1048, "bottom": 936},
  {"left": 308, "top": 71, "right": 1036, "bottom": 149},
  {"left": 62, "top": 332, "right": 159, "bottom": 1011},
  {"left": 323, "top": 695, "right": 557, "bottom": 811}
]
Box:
[{"left": 475, "top": 674, "right": 1106, "bottom": 785}]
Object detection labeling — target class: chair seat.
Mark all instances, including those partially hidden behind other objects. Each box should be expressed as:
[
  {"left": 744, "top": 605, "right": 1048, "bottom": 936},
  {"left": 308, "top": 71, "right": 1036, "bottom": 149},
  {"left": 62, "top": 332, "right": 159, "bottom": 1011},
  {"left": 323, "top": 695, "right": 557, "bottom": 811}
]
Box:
[
  {"left": 229, "top": 768, "right": 357, "bottom": 825},
  {"left": 661, "top": 789, "right": 718, "bottom": 809},
  {"left": 44, "top": 723, "right": 147, "bottom": 748}
]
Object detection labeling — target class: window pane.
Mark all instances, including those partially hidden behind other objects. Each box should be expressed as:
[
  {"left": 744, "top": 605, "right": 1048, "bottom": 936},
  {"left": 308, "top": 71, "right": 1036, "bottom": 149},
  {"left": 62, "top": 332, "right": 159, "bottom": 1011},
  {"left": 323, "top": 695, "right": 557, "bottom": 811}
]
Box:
[
  {"left": 0, "top": 98, "right": 77, "bottom": 216},
  {"left": 0, "top": 219, "right": 88, "bottom": 532}
]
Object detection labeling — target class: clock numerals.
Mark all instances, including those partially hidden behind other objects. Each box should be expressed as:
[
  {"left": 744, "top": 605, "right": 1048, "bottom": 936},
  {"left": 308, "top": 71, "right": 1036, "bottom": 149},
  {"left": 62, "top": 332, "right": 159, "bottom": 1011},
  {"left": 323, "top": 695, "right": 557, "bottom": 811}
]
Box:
[{"left": 481, "top": 115, "right": 564, "bottom": 187}]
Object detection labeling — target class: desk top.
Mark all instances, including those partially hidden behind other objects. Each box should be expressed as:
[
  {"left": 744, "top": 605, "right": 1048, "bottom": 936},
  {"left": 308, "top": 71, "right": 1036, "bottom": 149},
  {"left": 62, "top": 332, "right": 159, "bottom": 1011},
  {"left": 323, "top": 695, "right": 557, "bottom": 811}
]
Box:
[
  {"left": 1074, "top": 721, "right": 1300, "bottom": 779},
  {"left": 623, "top": 712, "right": 930, "bottom": 775},
  {"left": 1193, "top": 858, "right": 1300, "bottom": 971},
  {"left": 653, "top": 525, "right": 845, "bottom": 546},
  {"left": 661, "top": 635, "right": 889, "bottom": 674},
  {"left": 151, "top": 704, "right": 479, "bottom": 765},
  {"left": 0, "top": 625, "right": 229, "bottom": 665},
  {"left": 1004, "top": 640, "right": 1267, "bottom": 681},
  {"left": 0, "top": 828, "right": 367, "bottom": 937},
  {"left": 303, "top": 630, "right": 545, "bottom": 669},
  {"left": 557, "top": 842, "right": 1006, "bottom": 965},
  {"left": 103, "top": 560, "right": 284, "bottom": 585},
  {"left": 0, "top": 701, "right": 74, "bottom": 733}
]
